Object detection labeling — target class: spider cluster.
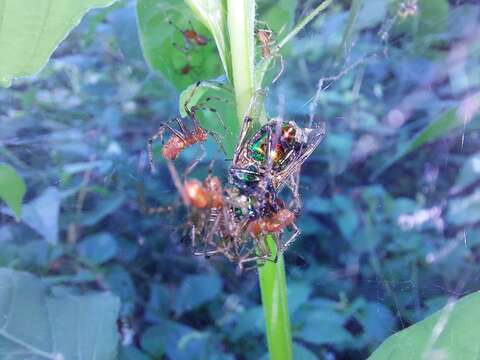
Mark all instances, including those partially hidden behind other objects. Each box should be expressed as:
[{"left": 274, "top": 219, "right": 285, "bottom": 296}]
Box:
[{"left": 148, "top": 81, "right": 325, "bottom": 270}]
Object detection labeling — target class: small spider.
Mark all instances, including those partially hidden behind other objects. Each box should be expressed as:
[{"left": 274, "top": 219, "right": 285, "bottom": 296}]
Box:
[
  {"left": 180, "top": 64, "right": 192, "bottom": 75},
  {"left": 169, "top": 20, "right": 208, "bottom": 47},
  {"left": 224, "top": 93, "right": 326, "bottom": 266},
  {"left": 255, "top": 27, "right": 285, "bottom": 83},
  {"left": 186, "top": 93, "right": 325, "bottom": 269},
  {"left": 147, "top": 81, "right": 226, "bottom": 172},
  {"left": 162, "top": 159, "right": 239, "bottom": 260},
  {"left": 147, "top": 90, "right": 326, "bottom": 271},
  {"left": 256, "top": 29, "right": 274, "bottom": 59}
]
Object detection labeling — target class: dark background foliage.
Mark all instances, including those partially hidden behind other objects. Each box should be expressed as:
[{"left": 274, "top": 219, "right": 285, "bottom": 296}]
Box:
[{"left": 0, "top": 0, "right": 479, "bottom": 359}]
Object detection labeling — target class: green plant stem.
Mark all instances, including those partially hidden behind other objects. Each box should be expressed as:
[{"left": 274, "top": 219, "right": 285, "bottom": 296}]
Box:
[
  {"left": 258, "top": 236, "right": 293, "bottom": 360},
  {"left": 227, "top": 0, "right": 255, "bottom": 123},
  {"left": 227, "top": 1, "right": 293, "bottom": 359}
]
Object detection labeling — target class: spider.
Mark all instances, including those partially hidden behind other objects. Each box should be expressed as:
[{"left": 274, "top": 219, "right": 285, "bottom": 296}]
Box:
[
  {"left": 147, "top": 81, "right": 226, "bottom": 173},
  {"left": 224, "top": 92, "right": 326, "bottom": 266},
  {"left": 161, "top": 159, "right": 240, "bottom": 262},
  {"left": 255, "top": 26, "right": 285, "bottom": 83},
  {"left": 147, "top": 89, "right": 326, "bottom": 271},
  {"left": 169, "top": 19, "right": 208, "bottom": 47},
  {"left": 184, "top": 92, "right": 326, "bottom": 269}
]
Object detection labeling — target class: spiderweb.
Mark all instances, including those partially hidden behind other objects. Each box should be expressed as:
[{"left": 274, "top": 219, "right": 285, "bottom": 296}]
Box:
[{"left": 268, "top": 0, "right": 480, "bottom": 358}]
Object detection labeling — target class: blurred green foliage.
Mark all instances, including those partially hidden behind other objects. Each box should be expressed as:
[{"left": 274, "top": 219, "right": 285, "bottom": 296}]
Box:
[{"left": 0, "top": 0, "right": 480, "bottom": 359}]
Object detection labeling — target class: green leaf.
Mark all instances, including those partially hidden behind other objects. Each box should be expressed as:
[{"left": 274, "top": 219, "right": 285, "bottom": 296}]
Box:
[
  {"left": 360, "top": 302, "right": 395, "bottom": 345},
  {"left": 292, "top": 342, "right": 318, "bottom": 360},
  {"left": 80, "top": 195, "right": 125, "bottom": 226},
  {"left": 21, "top": 187, "right": 61, "bottom": 244},
  {"left": 257, "top": 0, "right": 296, "bottom": 34},
  {"left": 77, "top": 232, "right": 118, "bottom": 265},
  {"left": 355, "top": 0, "right": 387, "bottom": 31},
  {"left": 175, "top": 274, "right": 222, "bottom": 315},
  {"left": 136, "top": 0, "right": 224, "bottom": 91},
  {"left": 141, "top": 320, "right": 210, "bottom": 360},
  {"left": 256, "top": 0, "right": 333, "bottom": 89},
  {"left": 0, "top": 268, "right": 120, "bottom": 359},
  {"left": 447, "top": 189, "right": 480, "bottom": 226},
  {"left": 372, "top": 101, "right": 479, "bottom": 179},
  {"left": 451, "top": 152, "right": 480, "bottom": 193},
  {"left": 184, "top": 0, "right": 232, "bottom": 80},
  {"left": 105, "top": 265, "right": 136, "bottom": 315},
  {"left": 178, "top": 80, "right": 239, "bottom": 155},
  {"left": 231, "top": 306, "right": 264, "bottom": 341},
  {"left": 0, "top": 163, "right": 26, "bottom": 219},
  {"left": 297, "top": 301, "right": 353, "bottom": 345},
  {"left": 287, "top": 282, "right": 312, "bottom": 315},
  {"left": 369, "top": 291, "right": 480, "bottom": 360},
  {"left": 394, "top": 0, "right": 449, "bottom": 39},
  {"left": 338, "top": 0, "right": 363, "bottom": 57},
  {"left": 119, "top": 346, "right": 150, "bottom": 360},
  {"left": 0, "top": 0, "right": 117, "bottom": 87}
]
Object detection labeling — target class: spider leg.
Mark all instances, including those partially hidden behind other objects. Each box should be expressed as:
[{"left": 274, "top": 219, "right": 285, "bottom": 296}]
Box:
[
  {"left": 148, "top": 119, "right": 186, "bottom": 173},
  {"left": 236, "top": 248, "right": 277, "bottom": 272},
  {"left": 183, "top": 80, "right": 227, "bottom": 116},
  {"left": 272, "top": 53, "right": 285, "bottom": 83},
  {"left": 285, "top": 171, "right": 302, "bottom": 214},
  {"left": 280, "top": 222, "right": 301, "bottom": 253},
  {"left": 145, "top": 205, "right": 175, "bottom": 215},
  {"left": 184, "top": 143, "right": 206, "bottom": 179},
  {"left": 205, "top": 130, "right": 227, "bottom": 155},
  {"left": 165, "top": 160, "right": 191, "bottom": 206},
  {"left": 232, "top": 90, "right": 266, "bottom": 164},
  {"left": 201, "top": 210, "right": 221, "bottom": 254},
  {"left": 175, "top": 117, "right": 189, "bottom": 135}
]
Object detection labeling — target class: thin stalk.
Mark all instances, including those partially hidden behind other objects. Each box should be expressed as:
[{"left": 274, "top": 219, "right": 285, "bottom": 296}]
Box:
[
  {"left": 227, "top": 1, "right": 293, "bottom": 360},
  {"left": 277, "top": 0, "right": 333, "bottom": 50},
  {"left": 256, "top": 0, "right": 333, "bottom": 90}
]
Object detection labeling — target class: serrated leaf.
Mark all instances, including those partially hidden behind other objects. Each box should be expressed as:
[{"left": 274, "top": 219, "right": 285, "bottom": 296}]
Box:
[
  {"left": 369, "top": 291, "right": 480, "bottom": 360},
  {"left": 0, "top": 163, "right": 26, "bottom": 219},
  {"left": 0, "top": 0, "right": 118, "bottom": 87},
  {"left": 0, "top": 268, "right": 120, "bottom": 360},
  {"left": 136, "top": 0, "right": 225, "bottom": 91},
  {"left": 175, "top": 274, "right": 222, "bottom": 315},
  {"left": 21, "top": 187, "right": 61, "bottom": 244}
]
